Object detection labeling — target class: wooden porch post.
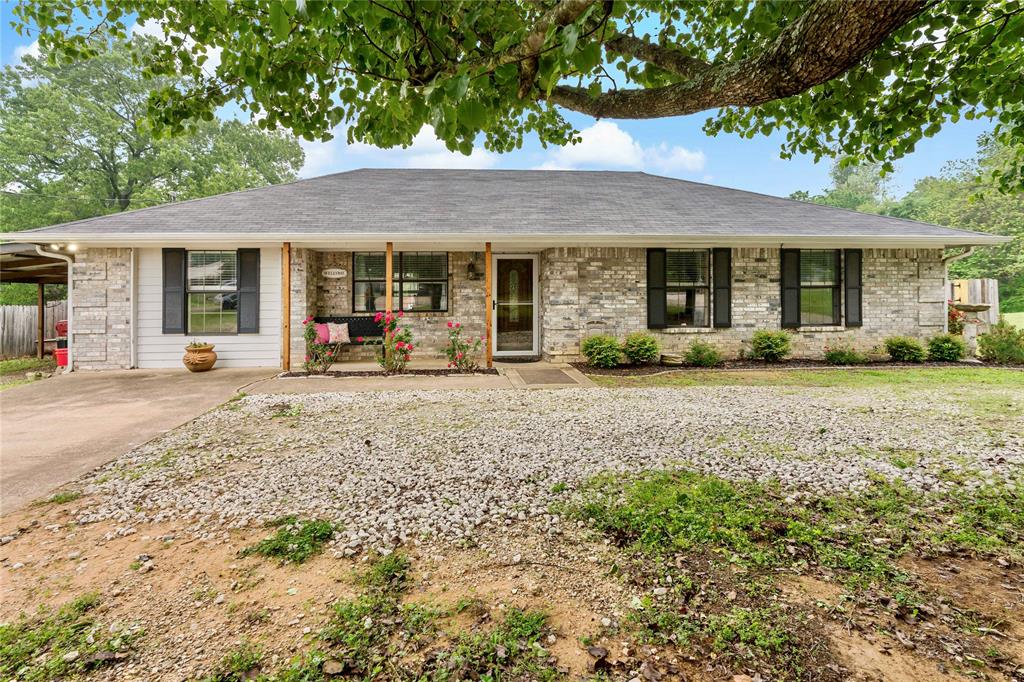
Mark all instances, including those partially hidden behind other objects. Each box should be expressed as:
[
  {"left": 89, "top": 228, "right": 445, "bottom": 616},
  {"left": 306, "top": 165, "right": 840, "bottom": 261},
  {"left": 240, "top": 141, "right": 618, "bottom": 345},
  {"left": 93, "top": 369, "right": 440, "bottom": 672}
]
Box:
[
  {"left": 36, "top": 283, "right": 44, "bottom": 359},
  {"left": 281, "top": 242, "right": 291, "bottom": 371},
  {"left": 485, "top": 242, "right": 493, "bottom": 368},
  {"left": 385, "top": 242, "right": 394, "bottom": 312}
]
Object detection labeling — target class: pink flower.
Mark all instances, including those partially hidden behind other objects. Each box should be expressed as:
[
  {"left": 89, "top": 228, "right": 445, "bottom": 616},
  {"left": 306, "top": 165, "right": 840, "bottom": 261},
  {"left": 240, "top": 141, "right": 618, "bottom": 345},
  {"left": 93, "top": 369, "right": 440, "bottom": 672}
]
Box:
[
  {"left": 326, "top": 351, "right": 334, "bottom": 357},
  {"left": 395, "top": 341, "right": 405, "bottom": 350},
  {"left": 397, "top": 310, "right": 404, "bottom": 318},
  {"left": 356, "top": 336, "right": 363, "bottom": 343},
  {"left": 454, "top": 322, "right": 461, "bottom": 328},
  {"left": 374, "top": 312, "right": 383, "bottom": 323},
  {"left": 480, "top": 336, "right": 485, "bottom": 341},
  {"left": 407, "top": 344, "right": 414, "bottom": 351},
  {"left": 447, "top": 320, "right": 453, "bottom": 328},
  {"left": 404, "top": 354, "right": 410, "bottom": 361},
  {"left": 304, "top": 355, "right": 310, "bottom": 361},
  {"left": 457, "top": 352, "right": 464, "bottom": 359}
]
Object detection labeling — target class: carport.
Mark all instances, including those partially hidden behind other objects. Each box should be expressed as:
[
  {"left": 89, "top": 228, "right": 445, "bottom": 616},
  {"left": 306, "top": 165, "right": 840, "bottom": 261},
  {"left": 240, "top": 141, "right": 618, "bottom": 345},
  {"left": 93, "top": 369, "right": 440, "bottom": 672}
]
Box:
[{"left": 0, "top": 243, "right": 71, "bottom": 359}]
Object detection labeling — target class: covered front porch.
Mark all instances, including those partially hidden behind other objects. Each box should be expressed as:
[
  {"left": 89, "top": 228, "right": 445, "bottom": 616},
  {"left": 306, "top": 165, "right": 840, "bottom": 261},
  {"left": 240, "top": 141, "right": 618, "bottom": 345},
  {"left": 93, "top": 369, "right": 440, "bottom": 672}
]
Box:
[{"left": 283, "top": 242, "right": 542, "bottom": 372}]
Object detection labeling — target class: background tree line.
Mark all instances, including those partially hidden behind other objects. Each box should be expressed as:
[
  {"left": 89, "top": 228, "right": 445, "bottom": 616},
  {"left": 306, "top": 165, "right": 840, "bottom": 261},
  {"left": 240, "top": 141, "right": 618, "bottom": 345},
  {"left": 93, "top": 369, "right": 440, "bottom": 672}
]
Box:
[
  {"left": 0, "top": 37, "right": 304, "bottom": 305},
  {"left": 792, "top": 136, "right": 1024, "bottom": 313}
]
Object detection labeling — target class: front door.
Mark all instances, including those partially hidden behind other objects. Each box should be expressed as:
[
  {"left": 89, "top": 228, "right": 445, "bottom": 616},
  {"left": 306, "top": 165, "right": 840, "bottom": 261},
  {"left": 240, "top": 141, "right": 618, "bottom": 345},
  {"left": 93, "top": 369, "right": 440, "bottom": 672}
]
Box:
[{"left": 492, "top": 255, "right": 538, "bottom": 356}]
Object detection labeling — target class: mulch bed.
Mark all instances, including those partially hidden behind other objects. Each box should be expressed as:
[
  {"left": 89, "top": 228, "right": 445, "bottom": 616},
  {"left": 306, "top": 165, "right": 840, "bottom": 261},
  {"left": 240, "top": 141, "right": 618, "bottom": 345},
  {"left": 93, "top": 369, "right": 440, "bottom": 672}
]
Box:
[
  {"left": 571, "top": 360, "right": 995, "bottom": 376},
  {"left": 280, "top": 368, "right": 500, "bottom": 378}
]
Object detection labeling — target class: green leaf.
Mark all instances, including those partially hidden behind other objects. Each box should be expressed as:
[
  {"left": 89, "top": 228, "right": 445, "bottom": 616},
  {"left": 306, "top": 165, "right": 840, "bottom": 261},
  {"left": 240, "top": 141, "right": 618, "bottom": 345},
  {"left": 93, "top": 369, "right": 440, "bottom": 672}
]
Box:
[
  {"left": 269, "top": 2, "right": 289, "bottom": 42},
  {"left": 562, "top": 25, "right": 579, "bottom": 56},
  {"left": 458, "top": 100, "right": 486, "bottom": 128}
]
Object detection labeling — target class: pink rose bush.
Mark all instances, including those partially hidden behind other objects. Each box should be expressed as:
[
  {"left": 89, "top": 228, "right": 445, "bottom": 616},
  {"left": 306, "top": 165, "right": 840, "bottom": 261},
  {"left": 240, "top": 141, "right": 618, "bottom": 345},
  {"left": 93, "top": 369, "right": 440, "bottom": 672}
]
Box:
[
  {"left": 444, "top": 320, "right": 483, "bottom": 372},
  {"left": 375, "top": 310, "right": 414, "bottom": 374},
  {"left": 302, "top": 316, "right": 342, "bottom": 374}
]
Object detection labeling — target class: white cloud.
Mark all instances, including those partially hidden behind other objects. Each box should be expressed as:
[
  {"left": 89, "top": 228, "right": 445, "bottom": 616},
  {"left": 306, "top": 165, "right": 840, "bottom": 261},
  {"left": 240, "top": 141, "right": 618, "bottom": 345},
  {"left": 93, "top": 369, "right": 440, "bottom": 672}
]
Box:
[
  {"left": 299, "top": 125, "right": 498, "bottom": 177},
  {"left": 131, "top": 19, "right": 222, "bottom": 72},
  {"left": 536, "top": 121, "right": 705, "bottom": 175},
  {"left": 12, "top": 40, "right": 40, "bottom": 63}
]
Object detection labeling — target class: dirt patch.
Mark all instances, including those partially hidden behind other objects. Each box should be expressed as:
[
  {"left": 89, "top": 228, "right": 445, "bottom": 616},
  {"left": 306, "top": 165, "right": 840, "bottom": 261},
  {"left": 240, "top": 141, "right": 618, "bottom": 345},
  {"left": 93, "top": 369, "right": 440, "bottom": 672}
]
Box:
[{"left": 904, "top": 556, "right": 1024, "bottom": 661}]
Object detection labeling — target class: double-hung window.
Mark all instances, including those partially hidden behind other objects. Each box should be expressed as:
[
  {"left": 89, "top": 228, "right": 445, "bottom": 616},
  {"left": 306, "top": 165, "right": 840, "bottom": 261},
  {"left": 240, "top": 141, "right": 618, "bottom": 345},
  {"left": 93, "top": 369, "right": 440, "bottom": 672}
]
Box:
[
  {"left": 186, "top": 250, "right": 239, "bottom": 334},
  {"left": 798, "top": 250, "right": 841, "bottom": 325},
  {"left": 647, "top": 248, "right": 731, "bottom": 329},
  {"left": 353, "top": 252, "right": 448, "bottom": 312},
  {"left": 666, "top": 249, "right": 710, "bottom": 327},
  {"left": 781, "top": 249, "right": 845, "bottom": 328}
]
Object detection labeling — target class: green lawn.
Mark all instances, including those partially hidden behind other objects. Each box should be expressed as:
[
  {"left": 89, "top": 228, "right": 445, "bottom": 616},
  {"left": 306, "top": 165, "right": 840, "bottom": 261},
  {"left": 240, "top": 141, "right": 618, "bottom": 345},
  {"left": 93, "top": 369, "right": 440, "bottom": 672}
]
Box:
[
  {"left": 0, "top": 356, "right": 57, "bottom": 391},
  {"left": 588, "top": 366, "right": 1024, "bottom": 389},
  {"left": 1004, "top": 311, "right": 1024, "bottom": 328}
]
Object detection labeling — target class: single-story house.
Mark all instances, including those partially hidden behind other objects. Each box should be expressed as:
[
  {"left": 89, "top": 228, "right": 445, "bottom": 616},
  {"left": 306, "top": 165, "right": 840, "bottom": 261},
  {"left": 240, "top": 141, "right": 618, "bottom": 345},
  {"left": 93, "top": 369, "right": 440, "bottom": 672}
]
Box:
[{"left": 6, "top": 169, "right": 1007, "bottom": 371}]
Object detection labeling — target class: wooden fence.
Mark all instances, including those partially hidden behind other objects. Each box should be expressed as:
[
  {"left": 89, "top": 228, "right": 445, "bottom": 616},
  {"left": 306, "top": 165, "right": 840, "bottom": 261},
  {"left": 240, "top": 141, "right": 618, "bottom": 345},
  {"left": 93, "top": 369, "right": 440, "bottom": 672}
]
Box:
[
  {"left": 0, "top": 300, "right": 68, "bottom": 358},
  {"left": 949, "top": 278, "right": 1000, "bottom": 325}
]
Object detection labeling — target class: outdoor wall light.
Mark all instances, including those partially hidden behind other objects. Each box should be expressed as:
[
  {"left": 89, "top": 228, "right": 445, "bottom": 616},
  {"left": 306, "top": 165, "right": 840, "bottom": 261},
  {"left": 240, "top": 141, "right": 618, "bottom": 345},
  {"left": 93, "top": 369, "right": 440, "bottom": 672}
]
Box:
[
  {"left": 466, "top": 252, "right": 482, "bottom": 280},
  {"left": 66, "top": 244, "right": 79, "bottom": 252}
]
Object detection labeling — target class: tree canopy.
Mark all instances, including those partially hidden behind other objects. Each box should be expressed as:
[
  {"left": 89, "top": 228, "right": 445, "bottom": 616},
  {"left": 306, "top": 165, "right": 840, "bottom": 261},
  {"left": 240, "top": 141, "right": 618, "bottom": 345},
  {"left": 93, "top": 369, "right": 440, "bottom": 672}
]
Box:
[
  {"left": 0, "top": 36, "right": 304, "bottom": 232},
  {"left": 793, "top": 137, "right": 1024, "bottom": 313},
  {"left": 15, "top": 0, "right": 1024, "bottom": 189}
]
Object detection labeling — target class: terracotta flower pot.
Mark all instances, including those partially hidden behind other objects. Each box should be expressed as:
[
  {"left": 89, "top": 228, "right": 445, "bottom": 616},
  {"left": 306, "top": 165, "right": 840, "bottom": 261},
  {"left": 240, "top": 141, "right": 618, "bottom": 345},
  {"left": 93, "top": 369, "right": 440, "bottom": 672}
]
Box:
[{"left": 183, "top": 344, "right": 217, "bottom": 372}]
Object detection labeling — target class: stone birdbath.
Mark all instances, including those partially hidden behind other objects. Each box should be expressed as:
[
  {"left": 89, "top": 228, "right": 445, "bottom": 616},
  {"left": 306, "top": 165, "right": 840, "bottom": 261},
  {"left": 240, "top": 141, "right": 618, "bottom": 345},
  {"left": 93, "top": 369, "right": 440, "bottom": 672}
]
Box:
[{"left": 952, "top": 302, "right": 991, "bottom": 356}]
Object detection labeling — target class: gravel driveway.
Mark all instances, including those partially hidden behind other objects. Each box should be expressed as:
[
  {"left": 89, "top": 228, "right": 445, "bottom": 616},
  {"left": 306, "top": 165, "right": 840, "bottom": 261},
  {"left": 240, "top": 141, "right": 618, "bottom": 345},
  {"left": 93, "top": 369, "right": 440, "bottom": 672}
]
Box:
[{"left": 73, "top": 386, "right": 1023, "bottom": 551}]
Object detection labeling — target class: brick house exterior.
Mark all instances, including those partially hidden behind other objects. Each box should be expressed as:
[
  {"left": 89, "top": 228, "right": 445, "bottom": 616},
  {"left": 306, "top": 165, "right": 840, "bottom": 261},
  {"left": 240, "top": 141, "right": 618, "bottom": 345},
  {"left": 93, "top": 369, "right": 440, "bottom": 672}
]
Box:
[{"left": 11, "top": 170, "right": 1004, "bottom": 371}]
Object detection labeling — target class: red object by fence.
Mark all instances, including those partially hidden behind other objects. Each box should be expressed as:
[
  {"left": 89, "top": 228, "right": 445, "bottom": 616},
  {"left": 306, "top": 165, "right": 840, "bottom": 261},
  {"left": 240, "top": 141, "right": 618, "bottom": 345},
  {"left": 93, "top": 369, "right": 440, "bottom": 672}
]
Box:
[
  {"left": 55, "top": 347, "right": 68, "bottom": 367},
  {"left": 55, "top": 319, "right": 68, "bottom": 336}
]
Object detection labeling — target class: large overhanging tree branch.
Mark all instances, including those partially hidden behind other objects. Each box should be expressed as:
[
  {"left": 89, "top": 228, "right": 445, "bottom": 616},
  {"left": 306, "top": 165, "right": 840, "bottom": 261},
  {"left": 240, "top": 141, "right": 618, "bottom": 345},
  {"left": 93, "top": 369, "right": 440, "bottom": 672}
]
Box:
[{"left": 15, "top": 0, "right": 1024, "bottom": 190}]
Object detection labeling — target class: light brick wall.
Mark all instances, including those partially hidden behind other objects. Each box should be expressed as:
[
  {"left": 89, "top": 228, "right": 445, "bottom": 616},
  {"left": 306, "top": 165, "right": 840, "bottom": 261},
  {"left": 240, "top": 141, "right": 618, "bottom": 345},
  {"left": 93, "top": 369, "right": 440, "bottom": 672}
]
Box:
[
  {"left": 290, "top": 250, "right": 487, "bottom": 364},
  {"left": 539, "top": 247, "right": 945, "bottom": 361},
  {"left": 71, "top": 248, "right": 132, "bottom": 370}
]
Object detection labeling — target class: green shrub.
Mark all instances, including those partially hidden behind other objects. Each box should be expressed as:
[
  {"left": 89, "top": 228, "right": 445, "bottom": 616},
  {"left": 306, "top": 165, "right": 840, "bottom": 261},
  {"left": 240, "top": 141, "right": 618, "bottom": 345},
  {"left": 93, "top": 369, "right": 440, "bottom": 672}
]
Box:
[
  {"left": 748, "top": 330, "right": 791, "bottom": 362},
  {"left": 927, "top": 333, "right": 966, "bottom": 362},
  {"left": 685, "top": 340, "right": 723, "bottom": 367},
  {"left": 823, "top": 342, "right": 867, "bottom": 365},
  {"left": 581, "top": 334, "right": 622, "bottom": 368},
  {"left": 884, "top": 336, "right": 926, "bottom": 363},
  {"left": 977, "top": 319, "right": 1024, "bottom": 365},
  {"left": 621, "top": 331, "right": 660, "bottom": 365}
]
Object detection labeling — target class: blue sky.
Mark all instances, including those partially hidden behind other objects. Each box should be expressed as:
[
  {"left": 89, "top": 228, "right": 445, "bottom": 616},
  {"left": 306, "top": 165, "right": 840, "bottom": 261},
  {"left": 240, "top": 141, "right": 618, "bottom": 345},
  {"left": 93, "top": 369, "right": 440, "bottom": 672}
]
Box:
[{"left": 1, "top": 3, "right": 994, "bottom": 198}]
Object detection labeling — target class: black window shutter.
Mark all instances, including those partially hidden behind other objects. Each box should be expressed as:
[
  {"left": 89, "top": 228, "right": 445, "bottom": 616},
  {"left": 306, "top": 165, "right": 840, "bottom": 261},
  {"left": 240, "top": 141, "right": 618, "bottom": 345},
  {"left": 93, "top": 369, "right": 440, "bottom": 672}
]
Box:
[
  {"left": 712, "top": 248, "right": 732, "bottom": 328},
  {"left": 780, "top": 249, "right": 801, "bottom": 329},
  {"left": 162, "top": 248, "right": 186, "bottom": 334},
  {"left": 647, "top": 249, "right": 667, "bottom": 329},
  {"left": 831, "top": 250, "right": 842, "bottom": 325},
  {"left": 844, "top": 249, "right": 863, "bottom": 327},
  {"left": 237, "top": 248, "right": 260, "bottom": 333}
]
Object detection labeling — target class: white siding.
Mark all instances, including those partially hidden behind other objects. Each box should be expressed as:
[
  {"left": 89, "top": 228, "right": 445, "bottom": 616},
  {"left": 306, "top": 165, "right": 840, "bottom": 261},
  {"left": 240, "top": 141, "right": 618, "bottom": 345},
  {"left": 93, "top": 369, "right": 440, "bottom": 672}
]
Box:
[{"left": 136, "top": 247, "right": 281, "bottom": 368}]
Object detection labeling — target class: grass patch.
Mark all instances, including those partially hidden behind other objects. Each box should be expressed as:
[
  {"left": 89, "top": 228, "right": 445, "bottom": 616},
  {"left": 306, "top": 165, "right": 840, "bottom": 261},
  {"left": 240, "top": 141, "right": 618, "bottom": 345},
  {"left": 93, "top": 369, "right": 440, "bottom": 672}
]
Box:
[
  {"left": 572, "top": 470, "right": 1023, "bottom": 679},
  {"left": 588, "top": 367, "right": 1024, "bottom": 390},
  {"left": 238, "top": 516, "right": 338, "bottom": 564},
  {"left": 0, "top": 356, "right": 56, "bottom": 376},
  {"left": 201, "top": 641, "right": 263, "bottom": 681},
  {"left": 428, "top": 608, "right": 559, "bottom": 681},
  {"left": 0, "top": 593, "right": 140, "bottom": 681},
  {"left": 267, "top": 553, "right": 561, "bottom": 681},
  {"left": 32, "top": 490, "right": 82, "bottom": 506},
  {"left": 571, "top": 470, "right": 1023, "bottom": 585}
]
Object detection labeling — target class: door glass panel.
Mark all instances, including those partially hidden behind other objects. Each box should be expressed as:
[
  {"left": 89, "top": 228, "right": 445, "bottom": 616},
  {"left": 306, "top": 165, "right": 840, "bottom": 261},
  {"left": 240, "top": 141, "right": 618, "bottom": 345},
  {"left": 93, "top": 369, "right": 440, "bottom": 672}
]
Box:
[
  {"left": 497, "top": 259, "right": 533, "bottom": 303},
  {"left": 497, "top": 305, "right": 534, "bottom": 351},
  {"left": 496, "top": 258, "right": 534, "bottom": 353}
]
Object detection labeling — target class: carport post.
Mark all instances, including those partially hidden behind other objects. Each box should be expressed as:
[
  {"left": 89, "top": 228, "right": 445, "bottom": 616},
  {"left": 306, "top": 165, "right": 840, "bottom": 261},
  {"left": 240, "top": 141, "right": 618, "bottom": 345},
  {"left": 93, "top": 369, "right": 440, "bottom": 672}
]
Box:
[
  {"left": 485, "top": 242, "right": 492, "bottom": 369},
  {"left": 281, "top": 242, "right": 291, "bottom": 371},
  {"left": 37, "top": 283, "right": 44, "bottom": 359}
]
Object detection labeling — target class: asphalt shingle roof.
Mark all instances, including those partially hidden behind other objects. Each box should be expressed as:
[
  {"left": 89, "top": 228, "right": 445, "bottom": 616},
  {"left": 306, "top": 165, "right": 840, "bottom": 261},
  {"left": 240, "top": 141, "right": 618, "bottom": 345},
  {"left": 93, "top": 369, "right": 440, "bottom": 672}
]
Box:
[{"left": 12, "top": 169, "right": 1000, "bottom": 244}]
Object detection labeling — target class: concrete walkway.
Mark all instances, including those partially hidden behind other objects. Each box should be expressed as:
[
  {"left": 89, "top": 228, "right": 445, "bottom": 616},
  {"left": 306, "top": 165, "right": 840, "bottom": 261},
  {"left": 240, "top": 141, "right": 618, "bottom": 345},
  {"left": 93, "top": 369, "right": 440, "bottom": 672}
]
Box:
[{"left": 0, "top": 368, "right": 273, "bottom": 514}]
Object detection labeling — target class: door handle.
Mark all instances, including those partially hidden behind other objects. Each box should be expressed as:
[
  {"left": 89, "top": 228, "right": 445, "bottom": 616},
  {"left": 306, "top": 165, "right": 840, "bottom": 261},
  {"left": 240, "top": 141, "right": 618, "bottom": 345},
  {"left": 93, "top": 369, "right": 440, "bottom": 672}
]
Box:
[{"left": 492, "top": 299, "right": 497, "bottom": 310}]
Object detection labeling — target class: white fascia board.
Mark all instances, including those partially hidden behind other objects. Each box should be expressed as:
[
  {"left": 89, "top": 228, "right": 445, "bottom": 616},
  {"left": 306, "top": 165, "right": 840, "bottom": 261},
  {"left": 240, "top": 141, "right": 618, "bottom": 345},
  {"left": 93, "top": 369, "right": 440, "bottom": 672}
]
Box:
[{"left": 3, "top": 232, "right": 1010, "bottom": 249}]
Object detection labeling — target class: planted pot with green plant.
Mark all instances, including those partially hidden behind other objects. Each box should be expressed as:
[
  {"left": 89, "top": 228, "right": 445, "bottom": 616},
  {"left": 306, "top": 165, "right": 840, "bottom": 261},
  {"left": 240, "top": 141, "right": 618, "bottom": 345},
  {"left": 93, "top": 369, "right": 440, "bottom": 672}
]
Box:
[{"left": 183, "top": 339, "right": 217, "bottom": 372}]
